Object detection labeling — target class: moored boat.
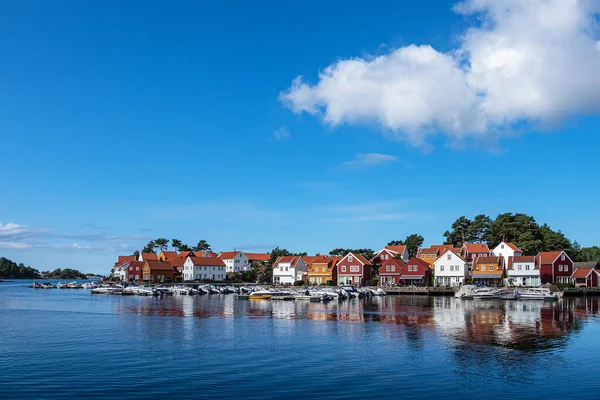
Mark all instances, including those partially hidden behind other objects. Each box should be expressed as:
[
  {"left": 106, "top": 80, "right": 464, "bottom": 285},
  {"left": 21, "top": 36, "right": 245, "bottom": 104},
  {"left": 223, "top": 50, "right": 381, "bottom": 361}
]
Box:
[{"left": 518, "top": 287, "right": 558, "bottom": 300}]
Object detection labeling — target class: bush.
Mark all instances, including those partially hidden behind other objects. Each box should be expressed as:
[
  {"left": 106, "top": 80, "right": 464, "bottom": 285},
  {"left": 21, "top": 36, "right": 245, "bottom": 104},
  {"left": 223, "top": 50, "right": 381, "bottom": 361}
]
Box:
[
  {"left": 326, "top": 280, "right": 334, "bottom": 286},
  {"left": 293, "top": 280, "right": 305, "bottom": 286},
  {"left": 371, "top": 278, "right": 379, "bottom": 286}
]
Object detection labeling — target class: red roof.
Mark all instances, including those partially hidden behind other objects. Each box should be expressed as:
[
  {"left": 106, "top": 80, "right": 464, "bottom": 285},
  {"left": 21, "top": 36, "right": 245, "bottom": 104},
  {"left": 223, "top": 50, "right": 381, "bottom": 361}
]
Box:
[
  {"left": 274, "top": 255, "right": 303, "bottom": 268},
  {"left": 187, "top": 257, "right": 226, "bottom": 267},
  {"left": 463, "top": 243, "right": 490, "bottom": 253},
  {"left": 218, "top": 251, "right": 240, "bottom": 260},
  {"left": 178, "top": 251, "right": 193, "bottom": 259},
  {"left": 475, "top": 256, "right": 502, "bottom": 265},
  {"left": 141, "top": 252, "right": 159, "bottom": 261},
  {"left": 246, "top": 253, "right": 270, "bottom": 262},
  {"left": 160, "top": 251, "right": 178, "bottom": 260},
  {"left": 571, "top": 267, "right": 599, "bottom": 279},
  {"left": 144, "top": 260, "right": 173, "bottom": 271},
  {"left": 303, "top": 255, "right": 326, "bottom": 265},
  {"left": 118, "top": 256, "right": 136, "bottom": 263},
  {"left": 339, "top": 252, "right": 371, "bottom": 265},
  {"left": 405, "top": 257, "right": 430, "bottom": 270},
  {"left": 195, "top": 251, "right": 218, "bottom": 258},
  {"left": 537, "top": 251, "right": 563, "bottom": 264},
  {"left": 168, "top": 258, "right": 185, "bottom": 267},
  {"left": 504, "top": 242, "right": 523, "bottom": 253},
  {"left": 384, "top": 245, "right": 406, "bottom": 254},
  {"left": 378, "top": 258, "right": 404, "bottom": 275}
]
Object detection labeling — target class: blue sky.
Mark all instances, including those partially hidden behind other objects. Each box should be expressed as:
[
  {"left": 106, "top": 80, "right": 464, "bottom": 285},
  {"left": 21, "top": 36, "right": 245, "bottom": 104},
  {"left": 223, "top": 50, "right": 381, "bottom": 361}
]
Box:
[{"left": 1, "top": 0, "right": 599, "bottom": 274}]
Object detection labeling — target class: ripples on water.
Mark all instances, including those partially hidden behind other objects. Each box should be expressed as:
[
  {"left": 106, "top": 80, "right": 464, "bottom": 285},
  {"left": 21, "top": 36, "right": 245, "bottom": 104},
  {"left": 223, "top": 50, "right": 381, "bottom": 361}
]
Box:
[{"left": 1, "top": 281, "right": 600, "bottom": 399}]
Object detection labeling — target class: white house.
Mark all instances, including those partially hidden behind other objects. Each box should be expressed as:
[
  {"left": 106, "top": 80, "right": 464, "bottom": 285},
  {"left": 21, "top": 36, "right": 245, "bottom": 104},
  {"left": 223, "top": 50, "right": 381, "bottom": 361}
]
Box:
[
  {"left": 507, "top": 256, "right": 539, "bottom": 286},
  {"left": 183, "top": 256, "right": 227, "bottom": 281},
  {"left": 492, "top": 242, "right": 523, "bottom": 268},
  {"left": 218, "top": 251, "right": 250, "bottom": 273},
  {"left": 374, "top": 245, "right": 409, "bottom": 263},
  {"left": 272, "top": 256, "right": 307, "bottom": 285},
  {"left": 113, "top": 261, "right": 129, "bottom": 281},
  {"left": 434, "top": 250, "right": 468, "bottom": 287}
]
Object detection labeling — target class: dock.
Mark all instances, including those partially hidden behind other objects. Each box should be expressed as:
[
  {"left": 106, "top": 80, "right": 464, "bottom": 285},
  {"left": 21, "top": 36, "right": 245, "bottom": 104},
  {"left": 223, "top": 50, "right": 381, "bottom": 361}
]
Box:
[
  {"left": 384, "top": 287, "right": 456, "bottom": 296},
  {"left": 563, "top": 289, "right": 600, "bottom": 297}
]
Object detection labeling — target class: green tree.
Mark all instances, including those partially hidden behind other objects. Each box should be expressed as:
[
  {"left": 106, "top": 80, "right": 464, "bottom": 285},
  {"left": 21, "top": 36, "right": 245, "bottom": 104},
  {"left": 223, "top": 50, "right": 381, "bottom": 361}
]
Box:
[
  {"left": 387, "top": 240, "right": 403, "bottom": 246},
  {"left": 403, "top": 234, "right": 425, "bottom": 258},
  {"left": 132, "top": 250, "right": 140, "bottom": 260},
  {"left": 192, "top": 240, "right": 211, "bottom": 252},
  {"left": 443, "top": 216, "right": 471, "bottom": 246},
  {"left": 577, "top": 246, "right": 600, "bottom": 262},
  {"left": 171, "top": 239, "right": 182, "bottom": 250},
  {"left": 142, "top": 241, "right": 155, "bottom": 253},
  {"left": 154, "top": 238, "right": 169, "bottom": 251},
  {"left": 467, "top": 214, "right": 492, "bottom": 244}
]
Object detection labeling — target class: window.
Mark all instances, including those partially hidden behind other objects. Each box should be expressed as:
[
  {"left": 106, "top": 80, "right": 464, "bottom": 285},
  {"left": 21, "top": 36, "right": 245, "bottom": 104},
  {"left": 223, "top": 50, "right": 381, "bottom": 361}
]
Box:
[
  {"left": 386, "top": 265, "right": 390, "bottom": 272},
  {"left": 447, "top": 254, "right": 451, "bottom": 260},
  {"left": 440, "top": 266, "right": 445, "bottom": 271},
  {"left": 348, "top": 255, "right": 353, "bottom": 262},
  {"left": 322, "top": 266, "right": 326, "bottom": 272},
  {"left": 564, "top": 265, "right": 569, "bottom": 272},
  {"left": 517, "top": 265, "right": 522, "bottom": 271},
  {"left": 561, "top": 254, "right": 565, "bottom": 261},
  {"left": 421, "top": 255, "right": 425, "bottom": 259},
  {"left": 341, "top": 266, "right": 346, "bottom": 272},
  {"left": 525, "top": 265, "right": 530, "bottom": 271},
  {"left": 501, "top": 244, "right": 505, "bottom": 249},
  {"left": 481, "top": 266, "right": 486, "bottom": 271},
  {"left": 350, "top": 266, "right": 359, "bottom": 272},
  {"left": 558, "top": 265, "right": 563, "bottom": 272},
  {"left": 449, "top": 266, "right": 453, "bottom": 271}
]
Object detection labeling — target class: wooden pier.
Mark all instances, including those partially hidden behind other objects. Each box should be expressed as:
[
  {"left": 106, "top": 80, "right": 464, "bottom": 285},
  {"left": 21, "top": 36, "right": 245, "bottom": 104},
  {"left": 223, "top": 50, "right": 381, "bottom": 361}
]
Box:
[{"left": 563, "top": 288, "right": 600, "bottom": 297}]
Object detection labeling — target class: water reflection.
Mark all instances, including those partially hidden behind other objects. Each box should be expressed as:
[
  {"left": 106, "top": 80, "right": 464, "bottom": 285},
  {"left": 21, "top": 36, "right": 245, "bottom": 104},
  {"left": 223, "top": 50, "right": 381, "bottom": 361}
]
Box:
[{"left": 113, "top": 295, "right": 600, "bottom": 350}]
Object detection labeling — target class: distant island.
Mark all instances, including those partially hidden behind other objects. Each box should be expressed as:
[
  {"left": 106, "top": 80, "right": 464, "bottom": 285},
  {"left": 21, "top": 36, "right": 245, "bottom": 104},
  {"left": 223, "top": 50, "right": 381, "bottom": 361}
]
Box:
[{"left": 0, "top": 257, "right": 89, "bottom": 280}]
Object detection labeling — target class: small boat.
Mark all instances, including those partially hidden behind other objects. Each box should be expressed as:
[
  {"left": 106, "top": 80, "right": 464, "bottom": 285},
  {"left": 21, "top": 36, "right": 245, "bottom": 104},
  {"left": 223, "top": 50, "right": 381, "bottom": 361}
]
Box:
[
  {"left": 471, "top": 287, "right": 503, "bottom": 299},
  {"left": 170, "top": 286, "right": 191, "bottom": 295},
  {"left": 67, "top": 282, "right": 84, "bottom": 289},
  {"left": 271, "top": 292, "right": 295, "bottom": 301},
  {"left": 248, "top": 289, "right": 280, "bottom": 300},
  {"left": 91, "top": 285, "right": 123, "bottom": 295},
  {"left": 340, "top": 285, "right": 363, "bottom": 298},
  {"left": 135, "top": 286, "right": 157, "bottom": 296},
  {"left": 518, "top": 287, "right": 558, "bottom": 300},
  {"left": 41, "top": 283, "right": 55, "bottom": 289},
  {"left": 30, "top": 282, "right": 44, "bottom": 289}
]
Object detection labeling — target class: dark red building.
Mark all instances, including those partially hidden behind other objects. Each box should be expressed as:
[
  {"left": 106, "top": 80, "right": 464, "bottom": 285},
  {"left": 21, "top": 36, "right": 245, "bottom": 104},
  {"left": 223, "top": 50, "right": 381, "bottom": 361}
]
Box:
[{"left": 538, "top": 251, "right": 574, "bottom": 284}]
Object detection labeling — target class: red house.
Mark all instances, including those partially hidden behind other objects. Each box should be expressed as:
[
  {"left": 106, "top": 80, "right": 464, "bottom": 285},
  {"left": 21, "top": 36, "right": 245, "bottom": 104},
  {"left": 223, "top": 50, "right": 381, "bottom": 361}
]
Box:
[
  {"left": 571, "top": 268, "right": 600, "bottom": 288},
  {"left": 127, "top": 261, "right": 144, "bottom": 281},
  {"left": 337, "top": 252, "right": 372, "bottom": 286},
  {"left": 537, "top": 251, "right": 574, "bottom": 284},
  {"left": 378, "top": 258, "right": 405, "bottom": 286},
  {"left": 401, "top": 257, "right": 432, "bottom": 286}
]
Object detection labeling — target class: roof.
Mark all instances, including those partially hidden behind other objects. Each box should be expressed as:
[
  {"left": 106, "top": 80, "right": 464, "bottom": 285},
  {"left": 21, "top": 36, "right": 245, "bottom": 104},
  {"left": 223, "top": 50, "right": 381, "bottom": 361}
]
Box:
[
  {"left": 245, "top": 253, "right": 270, "bottom": 262},
  {"left": 305, "top": 256, "right": 328, "bottom": 265},
  {"left": 141, "top": 252, "right": 159, "bottom": 261},
  {"left": 537, "top": 251, "right": 564, "bottom": 264},
  {"left": 434, "top": 249, "right": 468, "bottom": 264},
  {"left": 574, "top": 262, "right": 600, "bottom": 269},
  {"left": 463, "top": 243, "right": 490, "bottom": 253},
  {"left": 195, "top": 251, "right": 218, "bottom": 258},
  {"left": 342, "top": 252, "right": 371, "bottom": 265},
  {"left": 504, "top": 242, "right": 523, "bottom": 253},
  {"left": 144, "top": 260, "right": 174, "bottom": 271},
  {"left": 160, "top": 251, "right": 178, "bottom": 259},
  {"left": 274, "top": 255, "right": 303, "bottom": 268},
  {"left": 168, "top": 258, "right": 186, "bottom": 267},
  {"left": 419, "top": 248, "right": 439, "bottom": 254},
  {"left": 178, "top": 251, "right": 193, "bottom": 259},
  {"left": 218, "top": 251, "right": 240, "bottom": 260},
  {"left": 476, "top": 256, "right": 502, "bottom": 265},
  {"left": 187, "top": 257, "right": 226, "bottom": 267},
  {"left": 384, "top": 245, "right": 406, "bottom": 254},
  {"left": 117, "top": 256, "right": 136, "bottom": 263},
  {"left": 405, "top": 257, "right": 430, "bottom": 269}
]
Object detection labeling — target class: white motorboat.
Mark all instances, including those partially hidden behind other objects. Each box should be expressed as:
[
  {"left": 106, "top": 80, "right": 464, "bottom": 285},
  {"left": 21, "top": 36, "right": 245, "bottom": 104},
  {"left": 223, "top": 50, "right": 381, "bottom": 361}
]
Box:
[
  {"left": 136, "top": 286, "right": 157, "bottom": 296},
  {"left": 340, "top": 285, "right": 363, "bottom": 298},
  {"left": 170, "top": 286, "right": 191, "bottom": 295},
  {"left": 518, "top": 287, "right": 558, "bottom": 300},
  {"left": 91, "top": 285, "right": 123, "bottom": 295},
  {"left": 471, "top": 287, "right": 503, "bottom": 299}
]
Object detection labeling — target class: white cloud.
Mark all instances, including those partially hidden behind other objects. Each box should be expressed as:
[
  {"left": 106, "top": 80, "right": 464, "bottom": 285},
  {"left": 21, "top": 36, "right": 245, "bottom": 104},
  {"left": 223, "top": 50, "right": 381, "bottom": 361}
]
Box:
[
  {"left": 273, "top": 125, "right": 291, "bottom": 140},
  {"left": 280, "top": 0, "right": 600, "bottom": 146},
  {"left": 0, "top": 241, "right": 32, "bottom": 250},
  {"left": 342, "top": 153, "right": 399, "bottom": 167},
  {"left": 0, "top": 223, "right": 28, "bottom": 236}
]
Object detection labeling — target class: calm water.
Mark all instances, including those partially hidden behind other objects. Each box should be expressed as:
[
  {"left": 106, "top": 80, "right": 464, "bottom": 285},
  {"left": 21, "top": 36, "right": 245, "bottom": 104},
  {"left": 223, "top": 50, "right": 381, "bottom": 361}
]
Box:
[{"left": 1, "top": 281, "right": 600, "bottom": 399}]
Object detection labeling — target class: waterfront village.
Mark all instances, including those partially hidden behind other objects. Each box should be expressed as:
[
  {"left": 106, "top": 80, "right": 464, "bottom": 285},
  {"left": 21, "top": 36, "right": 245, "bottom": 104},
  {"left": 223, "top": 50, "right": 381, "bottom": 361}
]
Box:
[{"left": 110, "top": 242, "right": 600, "bottom": 290}]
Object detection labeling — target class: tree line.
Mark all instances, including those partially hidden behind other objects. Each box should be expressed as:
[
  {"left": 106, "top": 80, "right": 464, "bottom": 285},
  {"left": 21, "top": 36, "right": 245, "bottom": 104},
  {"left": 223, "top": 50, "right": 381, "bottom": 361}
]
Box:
[
  {"left": 442, "top": 212, "right": 599, "bottom": 261},
  {"left": 0, "top": 257, "right": 89, "bottom": 279}
]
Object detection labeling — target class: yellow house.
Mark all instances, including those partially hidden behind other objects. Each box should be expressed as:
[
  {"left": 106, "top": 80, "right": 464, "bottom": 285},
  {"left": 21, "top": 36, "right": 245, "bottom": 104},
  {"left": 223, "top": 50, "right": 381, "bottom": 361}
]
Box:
[
  {"left": 472, "top": 256, "right": 504, "bottom": 285},
  {"left": 417, "top": 245, "right": 460, "bottom": 268},
  {"left": 308, "top": 257, "right": 339, "bottom": 285}
]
